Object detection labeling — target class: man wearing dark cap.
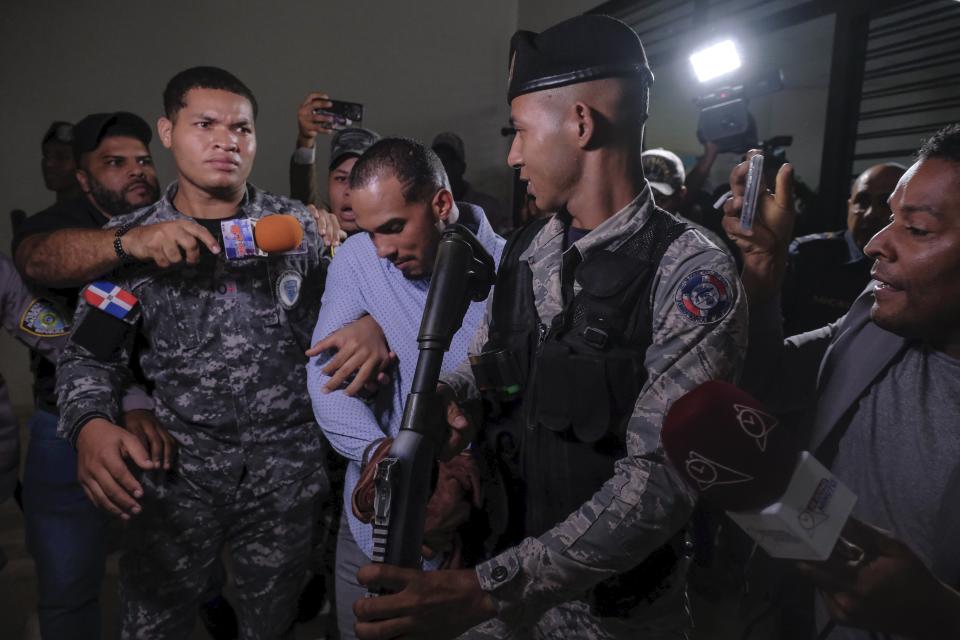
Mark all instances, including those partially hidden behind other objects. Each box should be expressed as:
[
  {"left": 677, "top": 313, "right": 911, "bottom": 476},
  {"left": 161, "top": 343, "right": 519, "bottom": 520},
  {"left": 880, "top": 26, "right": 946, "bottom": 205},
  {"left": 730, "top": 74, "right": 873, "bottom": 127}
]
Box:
[
  {"left": 12, "top": 110, "right": 173, "bottom": 640},
  {"left": 432, "top": 132, "right": 510, "bottom": 234},
  {"left": 323, "top": 127, "right": 382, "bottom": 234},
  {"left": 352, "top": 15, "right": 746, "bottom": 639},
  {"left": 289, "top": 90, "right": 379, "bottom": 233},
  {"left": 17, "top": 111, "right": 241, "bottom": 640},
  {"left": 40, "top": 121, "right": 81, "bottom": 203},
  {"left": 14, "top": 111, "right": 199, "bottom": 285}
]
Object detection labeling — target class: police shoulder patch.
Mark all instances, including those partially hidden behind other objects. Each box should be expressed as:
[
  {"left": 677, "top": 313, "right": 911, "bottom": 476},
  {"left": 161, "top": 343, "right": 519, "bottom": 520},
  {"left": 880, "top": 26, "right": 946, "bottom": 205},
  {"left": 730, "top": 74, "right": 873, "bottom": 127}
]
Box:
[
  {"left": 20, "top": 298, "right": 70, "bottom": 337},
  {"left": 674, "top": 269, "right": 733, "bottom": 324},
  {"left": 276, "top": 270, "right": 303, "bottom": 310}
]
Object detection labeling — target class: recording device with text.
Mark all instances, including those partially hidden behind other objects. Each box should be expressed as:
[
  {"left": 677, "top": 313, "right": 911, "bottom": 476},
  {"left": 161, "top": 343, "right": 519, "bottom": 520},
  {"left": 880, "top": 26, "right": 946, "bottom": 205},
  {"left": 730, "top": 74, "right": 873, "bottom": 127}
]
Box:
[
  {"left": 221, "top": 214, "right": 304, "bottom": 260},
  {"left": 663, "top": 381, "right": 857, "bottom": 561}
]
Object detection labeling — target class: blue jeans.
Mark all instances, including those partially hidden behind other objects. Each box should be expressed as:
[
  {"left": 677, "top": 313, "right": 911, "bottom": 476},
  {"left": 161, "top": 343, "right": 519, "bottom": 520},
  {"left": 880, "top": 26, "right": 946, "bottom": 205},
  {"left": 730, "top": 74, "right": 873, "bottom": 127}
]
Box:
[{"left": 22, "top": 409, "right": 105, "bottom": 640}]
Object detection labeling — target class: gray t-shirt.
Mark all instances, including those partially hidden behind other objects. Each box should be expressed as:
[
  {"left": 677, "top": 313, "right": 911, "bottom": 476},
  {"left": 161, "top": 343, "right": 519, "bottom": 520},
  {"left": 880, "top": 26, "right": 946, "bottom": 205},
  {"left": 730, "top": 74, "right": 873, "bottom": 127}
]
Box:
[{"left": 817, "top": 342, "right": 960, "bottom": 640}]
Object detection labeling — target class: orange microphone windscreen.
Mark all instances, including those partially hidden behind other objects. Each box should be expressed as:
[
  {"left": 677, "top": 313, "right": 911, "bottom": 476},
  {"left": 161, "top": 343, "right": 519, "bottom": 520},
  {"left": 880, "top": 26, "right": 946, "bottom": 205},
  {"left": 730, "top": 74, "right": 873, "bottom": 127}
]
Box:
[{"left": 255, "top": 214, "right": 303, "bottom": 253}]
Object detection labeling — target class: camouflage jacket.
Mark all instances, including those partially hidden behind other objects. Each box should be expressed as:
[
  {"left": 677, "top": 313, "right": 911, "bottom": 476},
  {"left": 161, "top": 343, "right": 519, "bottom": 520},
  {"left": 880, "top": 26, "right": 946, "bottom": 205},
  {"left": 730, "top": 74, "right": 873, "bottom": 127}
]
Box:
[
  {"left": 56, "top": 182, "right": 327, "bottom": 499},
  {"left": 444, "top": 184, "right": 749, "bottom": 631}
]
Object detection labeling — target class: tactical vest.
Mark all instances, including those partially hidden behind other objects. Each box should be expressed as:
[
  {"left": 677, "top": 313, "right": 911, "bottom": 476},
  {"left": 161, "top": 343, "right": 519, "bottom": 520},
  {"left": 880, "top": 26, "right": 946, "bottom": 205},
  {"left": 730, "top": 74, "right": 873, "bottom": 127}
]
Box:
[{"left": 472, "top": 209, "right": 688, "bottom": 616}]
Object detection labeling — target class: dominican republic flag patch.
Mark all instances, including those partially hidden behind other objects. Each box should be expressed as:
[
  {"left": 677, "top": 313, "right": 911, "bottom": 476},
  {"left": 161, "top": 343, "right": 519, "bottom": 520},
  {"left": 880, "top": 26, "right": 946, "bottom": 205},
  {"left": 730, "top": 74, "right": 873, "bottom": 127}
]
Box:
[{"left": 83, "top": 281, "right": 139, "bottom": 320}]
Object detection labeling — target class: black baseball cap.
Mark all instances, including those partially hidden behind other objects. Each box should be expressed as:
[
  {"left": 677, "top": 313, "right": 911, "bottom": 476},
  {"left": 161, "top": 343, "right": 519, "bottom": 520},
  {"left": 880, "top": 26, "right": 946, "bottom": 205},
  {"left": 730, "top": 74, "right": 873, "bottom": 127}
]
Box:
[
  {"left": 72, "top": 111, "right": 152, "bottom": 163},
  {"left": 507, "top": 15, "right": 653, "bottom": 104},
  {"left": 42, "top": 121, "right": 74, "bottom": 147},
  {"left": 330, "top": 127, "right": 380, "bottom": 170}
]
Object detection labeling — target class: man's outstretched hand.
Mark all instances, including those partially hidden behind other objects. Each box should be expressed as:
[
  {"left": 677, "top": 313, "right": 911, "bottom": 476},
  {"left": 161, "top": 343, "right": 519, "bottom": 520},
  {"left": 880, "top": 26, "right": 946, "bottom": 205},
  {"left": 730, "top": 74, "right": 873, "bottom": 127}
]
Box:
[{"left": 353, "top": 564, "right": 496, "bottom": 640}]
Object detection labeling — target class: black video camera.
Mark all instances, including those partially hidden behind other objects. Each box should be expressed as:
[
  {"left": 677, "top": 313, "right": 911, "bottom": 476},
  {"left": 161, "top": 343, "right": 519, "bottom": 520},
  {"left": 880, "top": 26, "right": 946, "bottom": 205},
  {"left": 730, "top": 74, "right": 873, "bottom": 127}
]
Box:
[{"left": 695, "top": 69, "right": 784, "bottom": 154}]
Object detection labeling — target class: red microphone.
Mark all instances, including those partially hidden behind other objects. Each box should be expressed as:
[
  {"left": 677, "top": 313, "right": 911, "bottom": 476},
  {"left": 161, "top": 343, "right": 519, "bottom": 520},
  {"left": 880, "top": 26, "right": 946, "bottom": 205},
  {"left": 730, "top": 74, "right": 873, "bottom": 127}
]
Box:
[
  {"left": 662, "top": 380, "right": 796, "bottom": 511},
  {"left": 663, "top": 381, "right": 858, "bottom": 561}
]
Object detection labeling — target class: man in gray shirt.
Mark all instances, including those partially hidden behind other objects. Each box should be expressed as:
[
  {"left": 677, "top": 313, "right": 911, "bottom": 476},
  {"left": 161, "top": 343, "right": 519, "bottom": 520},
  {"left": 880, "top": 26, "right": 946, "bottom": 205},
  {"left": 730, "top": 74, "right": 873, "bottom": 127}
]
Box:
[{"left": 721, "top": 124, "right": 960, "bottom": 639}]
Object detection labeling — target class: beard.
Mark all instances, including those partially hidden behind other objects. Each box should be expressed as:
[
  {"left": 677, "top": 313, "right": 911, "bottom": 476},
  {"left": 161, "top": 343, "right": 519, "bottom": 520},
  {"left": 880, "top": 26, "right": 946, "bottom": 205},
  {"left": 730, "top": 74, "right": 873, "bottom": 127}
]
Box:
[{"left": 87, "top": 175, "right": 160, "bottom": 217}]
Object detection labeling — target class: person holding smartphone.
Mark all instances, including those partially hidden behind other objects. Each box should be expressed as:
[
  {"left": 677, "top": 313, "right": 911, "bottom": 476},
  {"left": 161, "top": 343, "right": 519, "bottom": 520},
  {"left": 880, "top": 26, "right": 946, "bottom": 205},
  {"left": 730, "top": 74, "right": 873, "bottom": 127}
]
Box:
[
  {"left": 289, "top": 91, "right": 378, "bottom": 235},
  {"left": 719, "top": 128, "right": 960, "bottom": 640}
]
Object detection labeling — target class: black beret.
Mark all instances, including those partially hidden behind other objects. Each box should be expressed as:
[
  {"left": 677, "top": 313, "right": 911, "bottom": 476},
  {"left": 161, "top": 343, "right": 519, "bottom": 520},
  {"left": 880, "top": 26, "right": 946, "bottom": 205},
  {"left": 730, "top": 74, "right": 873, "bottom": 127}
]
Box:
[
  {"left": 507, "top": 15, "right": 653, "bottom": 103},
  {"left": 73, "top": 112, "right": 152, "bottom": 163}
]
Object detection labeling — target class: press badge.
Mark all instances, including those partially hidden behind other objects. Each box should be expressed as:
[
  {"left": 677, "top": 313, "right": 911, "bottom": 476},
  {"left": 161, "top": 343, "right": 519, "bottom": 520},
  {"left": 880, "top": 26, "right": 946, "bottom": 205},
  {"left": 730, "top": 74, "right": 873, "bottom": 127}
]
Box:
[{"left": 221, "top": 218, "right": 263, "bottom": 259}]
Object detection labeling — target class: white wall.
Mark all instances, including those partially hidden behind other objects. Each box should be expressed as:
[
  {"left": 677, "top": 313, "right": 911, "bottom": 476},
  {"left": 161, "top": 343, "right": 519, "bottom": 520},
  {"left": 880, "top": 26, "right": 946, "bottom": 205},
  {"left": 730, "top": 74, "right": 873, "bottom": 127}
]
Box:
[{"left": 0, "top": 0, "right": 520, "bottom": 411}]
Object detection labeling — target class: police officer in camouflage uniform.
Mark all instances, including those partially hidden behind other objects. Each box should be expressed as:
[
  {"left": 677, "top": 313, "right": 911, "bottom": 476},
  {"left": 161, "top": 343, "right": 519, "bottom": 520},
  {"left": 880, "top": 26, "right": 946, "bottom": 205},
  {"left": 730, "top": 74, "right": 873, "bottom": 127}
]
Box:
[
  {"left": 353, "top": 16, "right": 747, "bottom": 639},
  {"left": 56, "top": 66, "right": 330, "bottom": 639},
  {"left": 0, "top": 252, "right": 70, "bottom": 573},
  {"left": 0, "top": 253, "right": 70, "bottom": 510}
]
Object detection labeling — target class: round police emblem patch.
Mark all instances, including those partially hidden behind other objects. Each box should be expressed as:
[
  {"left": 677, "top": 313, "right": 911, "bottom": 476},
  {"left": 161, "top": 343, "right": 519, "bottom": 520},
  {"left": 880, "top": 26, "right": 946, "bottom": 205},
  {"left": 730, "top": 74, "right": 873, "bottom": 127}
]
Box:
[
  {"left": 20, "top": 298, "right": 70, "bottom": 337},
  {"left": 276, "top": 270, "right": 302, "bottom": 310},
  {"left": 675, "top": 270, "right": 732, "bottom": 324}
]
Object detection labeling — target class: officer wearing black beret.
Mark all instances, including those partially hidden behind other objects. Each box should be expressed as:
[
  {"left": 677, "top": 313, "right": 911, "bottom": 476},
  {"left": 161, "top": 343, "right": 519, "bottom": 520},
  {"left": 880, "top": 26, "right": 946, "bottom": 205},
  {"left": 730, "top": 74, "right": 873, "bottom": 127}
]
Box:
[{"left": 353, "top": 15, "right": 747, "bottom": 639}]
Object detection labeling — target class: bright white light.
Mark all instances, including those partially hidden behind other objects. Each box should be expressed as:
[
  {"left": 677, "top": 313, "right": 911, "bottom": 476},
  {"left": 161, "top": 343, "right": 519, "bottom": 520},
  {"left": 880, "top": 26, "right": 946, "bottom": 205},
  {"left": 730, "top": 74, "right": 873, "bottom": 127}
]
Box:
[{"left": 689, "top": 40, "right": 742, "bottom": 83}]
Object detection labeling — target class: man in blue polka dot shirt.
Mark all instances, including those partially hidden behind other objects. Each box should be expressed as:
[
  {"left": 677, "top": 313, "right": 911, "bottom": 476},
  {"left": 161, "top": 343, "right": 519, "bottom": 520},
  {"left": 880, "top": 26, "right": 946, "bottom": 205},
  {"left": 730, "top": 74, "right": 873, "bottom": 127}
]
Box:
[{"left": 307, "top": 137, "right": 504, "bottom": 640}]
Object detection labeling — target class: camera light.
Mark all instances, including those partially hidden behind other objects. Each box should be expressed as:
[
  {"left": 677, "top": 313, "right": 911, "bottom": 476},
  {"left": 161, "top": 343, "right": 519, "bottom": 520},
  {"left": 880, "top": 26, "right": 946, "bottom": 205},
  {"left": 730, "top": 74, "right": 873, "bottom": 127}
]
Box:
[{"left": 690, "top": 40, "right": 742, "bottom": 83}]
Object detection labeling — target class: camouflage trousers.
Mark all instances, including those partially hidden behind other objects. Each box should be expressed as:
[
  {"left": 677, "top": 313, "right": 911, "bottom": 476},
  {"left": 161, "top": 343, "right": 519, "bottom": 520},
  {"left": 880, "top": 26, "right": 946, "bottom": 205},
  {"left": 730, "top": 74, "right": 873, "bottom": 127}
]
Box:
[
  {"left": 119, "top": 468, "right": 328, "bottom": 640},
  {"left": 459, "top": 562, "right": 691, "bottom": 640},
  {"left": 459, "top": 599, "right": 690, "bottom": 640}
]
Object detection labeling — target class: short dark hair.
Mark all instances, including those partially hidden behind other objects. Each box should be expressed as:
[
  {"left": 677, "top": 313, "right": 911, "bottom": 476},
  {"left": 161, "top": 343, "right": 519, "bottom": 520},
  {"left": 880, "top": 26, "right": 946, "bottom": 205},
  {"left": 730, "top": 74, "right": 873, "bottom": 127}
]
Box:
[
  {"left": 918, "top": 124, "right": 960, "bottom": 165},
  {"left": 162, "top": 66, "right": 258, "bottom": 120},
  {"left": 349, "top": 138, "right": 450, "bottom": 204},
  {"left": 627, "top": 78, "right": 651, "bottom": 121}
]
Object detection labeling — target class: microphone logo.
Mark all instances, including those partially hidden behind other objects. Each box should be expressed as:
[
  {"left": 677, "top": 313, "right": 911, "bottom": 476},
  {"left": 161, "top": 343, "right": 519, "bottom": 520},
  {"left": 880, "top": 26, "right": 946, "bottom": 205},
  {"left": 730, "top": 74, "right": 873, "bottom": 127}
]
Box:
[
  {"left": 733, "top": 404, "right": 778, "bottom": 452},
  {"left": 685, "top": 451, "right": 753, "bottom": 491},
  {"left": 798, "top": 477, "right": 837, "bottom": 536}
]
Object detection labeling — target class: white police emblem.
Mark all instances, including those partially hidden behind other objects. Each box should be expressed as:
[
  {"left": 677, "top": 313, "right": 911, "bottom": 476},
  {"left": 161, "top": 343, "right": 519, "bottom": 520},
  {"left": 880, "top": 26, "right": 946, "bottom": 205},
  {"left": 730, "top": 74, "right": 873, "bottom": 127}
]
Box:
[
  {"left": 276, "top": 270, "right": 302, "bottom": 310},
  {"left": 20, "top": 298, "right": 69, "bottom": 337}
]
